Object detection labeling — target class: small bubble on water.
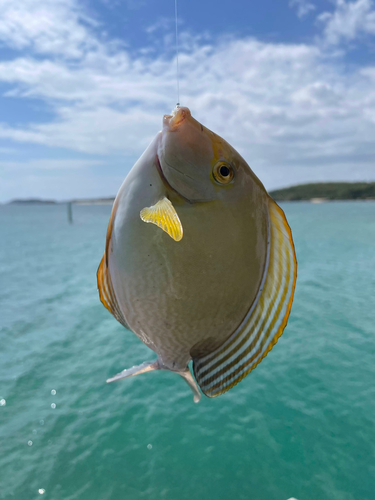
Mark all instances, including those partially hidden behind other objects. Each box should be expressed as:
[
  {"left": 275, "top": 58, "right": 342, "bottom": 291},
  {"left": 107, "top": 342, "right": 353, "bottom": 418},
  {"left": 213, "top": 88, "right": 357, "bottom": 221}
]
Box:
[
  {"left": 147, "top": 444, "right": 152, "bottom": 450},
  {"left": 0, "top": 399, "right": 6, "bottom": 406},
  {"left": 39, "top": 419, "right": 44, "bottom": 425},
  {"left": 51, "top": 389, "right": 56, "bottom": 395},
  {"left": 51, "top": 403, "right": 56, "bottom": 409},
  {"left": 28, "top": 440, "right": 33, "bottom": 446},
  {"left": 33, "top": 429, "right": 37, "bottom": 435},
  {"left": 38, "top": 489, "right": 45, "bottom": 495}
]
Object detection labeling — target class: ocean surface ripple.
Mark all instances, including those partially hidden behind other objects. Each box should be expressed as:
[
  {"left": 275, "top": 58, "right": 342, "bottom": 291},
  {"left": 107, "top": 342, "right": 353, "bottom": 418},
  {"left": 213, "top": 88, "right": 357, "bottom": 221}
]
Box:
[{"left": 1, "top": 202, "right": 374, "bottom": 500}]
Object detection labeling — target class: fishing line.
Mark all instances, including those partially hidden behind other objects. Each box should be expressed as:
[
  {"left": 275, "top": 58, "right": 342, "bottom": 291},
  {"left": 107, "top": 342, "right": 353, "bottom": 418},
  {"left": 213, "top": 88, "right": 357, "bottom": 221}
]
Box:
[{"left": 174, "top": 0, "right": 180, "bottom": 106}]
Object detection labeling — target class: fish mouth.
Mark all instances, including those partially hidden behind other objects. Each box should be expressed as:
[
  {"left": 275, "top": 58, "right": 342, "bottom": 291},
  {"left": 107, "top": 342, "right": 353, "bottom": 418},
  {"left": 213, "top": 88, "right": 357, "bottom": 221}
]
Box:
[{"left": 163, "top": 106, "right": 191, "bottom": 131}]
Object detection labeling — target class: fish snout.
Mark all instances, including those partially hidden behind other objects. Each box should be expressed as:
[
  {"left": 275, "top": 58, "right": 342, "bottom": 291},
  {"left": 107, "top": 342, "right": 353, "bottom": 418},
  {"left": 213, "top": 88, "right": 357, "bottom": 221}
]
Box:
[{"left": 163, "top": 106, "right": 191, "bottom": 131}]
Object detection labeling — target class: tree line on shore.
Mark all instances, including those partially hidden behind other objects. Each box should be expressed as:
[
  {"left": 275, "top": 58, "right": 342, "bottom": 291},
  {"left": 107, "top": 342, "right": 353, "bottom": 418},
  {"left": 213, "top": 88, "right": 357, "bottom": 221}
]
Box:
[{"left": 269, "top": 182, "right": 375, "bottom": 201}]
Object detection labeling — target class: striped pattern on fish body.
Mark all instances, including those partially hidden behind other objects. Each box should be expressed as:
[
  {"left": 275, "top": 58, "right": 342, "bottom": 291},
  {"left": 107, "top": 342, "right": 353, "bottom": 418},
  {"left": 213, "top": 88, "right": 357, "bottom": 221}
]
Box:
[
  {"left": 193, "top": 201, "right": 296, "bottom": 396},
  {"left": 97, "top": 106, "right": 297, "bottom": 401}
]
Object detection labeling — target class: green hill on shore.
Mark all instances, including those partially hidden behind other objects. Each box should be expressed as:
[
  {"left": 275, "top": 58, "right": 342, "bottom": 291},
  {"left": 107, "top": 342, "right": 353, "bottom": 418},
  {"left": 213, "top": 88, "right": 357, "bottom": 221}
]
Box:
[{"left": 269, "top": 182, "right": 375, "bottom": 201}]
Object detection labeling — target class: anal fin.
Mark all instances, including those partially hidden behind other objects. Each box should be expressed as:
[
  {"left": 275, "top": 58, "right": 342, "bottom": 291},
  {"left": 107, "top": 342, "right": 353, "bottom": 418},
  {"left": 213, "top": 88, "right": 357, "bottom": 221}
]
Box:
[{"left": 192, "top": 199, "right": 297, "bottom": 398}]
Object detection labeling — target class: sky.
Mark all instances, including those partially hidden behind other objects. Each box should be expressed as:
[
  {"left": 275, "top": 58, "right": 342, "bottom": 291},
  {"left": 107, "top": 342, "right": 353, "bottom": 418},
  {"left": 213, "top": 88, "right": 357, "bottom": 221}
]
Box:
[{"left": 0, "top": 0, "right": 375, "bottom": 202}]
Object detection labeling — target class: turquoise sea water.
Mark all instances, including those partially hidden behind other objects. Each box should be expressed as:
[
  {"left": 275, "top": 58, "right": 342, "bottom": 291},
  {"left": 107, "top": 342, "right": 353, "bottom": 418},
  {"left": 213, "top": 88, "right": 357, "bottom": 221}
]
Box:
[{"left": 1, "top": 202, "right": 374, "bottom": 500}]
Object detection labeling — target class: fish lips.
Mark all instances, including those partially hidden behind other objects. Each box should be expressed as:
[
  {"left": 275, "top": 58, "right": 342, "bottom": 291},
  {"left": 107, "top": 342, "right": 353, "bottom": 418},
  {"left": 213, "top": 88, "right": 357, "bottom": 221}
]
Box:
[{"left": 163, "top": 106, "right": 190, "bottom": 131}]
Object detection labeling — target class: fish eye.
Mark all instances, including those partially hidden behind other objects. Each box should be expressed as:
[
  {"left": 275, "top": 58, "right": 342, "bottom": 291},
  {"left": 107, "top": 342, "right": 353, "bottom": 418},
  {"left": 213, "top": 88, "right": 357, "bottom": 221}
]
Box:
[{"left": 213, "top": 162, "right": 234, "bottom": 185}]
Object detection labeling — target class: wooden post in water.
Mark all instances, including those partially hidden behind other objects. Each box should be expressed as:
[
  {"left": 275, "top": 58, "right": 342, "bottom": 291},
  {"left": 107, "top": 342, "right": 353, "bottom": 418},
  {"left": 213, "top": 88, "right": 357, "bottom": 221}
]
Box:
[{"left": 67, "top": 202, "right": 73, "bottom": 224}]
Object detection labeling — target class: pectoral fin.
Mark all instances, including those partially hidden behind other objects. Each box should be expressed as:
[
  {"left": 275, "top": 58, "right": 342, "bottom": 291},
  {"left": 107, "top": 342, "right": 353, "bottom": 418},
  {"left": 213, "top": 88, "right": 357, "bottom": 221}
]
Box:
[
  {"left": 192, "top": 199, "right": 297, "bottom": 397},
  {"left": 140, "top": 197, "right": 183, "bottom": 241}
]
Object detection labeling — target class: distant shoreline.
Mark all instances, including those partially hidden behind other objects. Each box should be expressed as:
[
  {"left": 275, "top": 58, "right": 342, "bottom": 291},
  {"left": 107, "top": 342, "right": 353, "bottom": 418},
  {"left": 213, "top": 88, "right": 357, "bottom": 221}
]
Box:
[
  {"left": 5, "top": 199, "right": 375, "bottom": 205},
  {"left": 5, "top": 197, "right": 116, "bottom": 205},
  {"left": 3, "top": 182, "right": 375, "bottom": 205}
]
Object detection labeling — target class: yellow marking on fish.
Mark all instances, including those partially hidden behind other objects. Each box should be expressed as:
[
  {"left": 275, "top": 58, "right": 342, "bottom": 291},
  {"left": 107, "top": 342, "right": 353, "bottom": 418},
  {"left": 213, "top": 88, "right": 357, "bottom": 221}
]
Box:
[
  {"left": 97, "top": 255, "right": 129, "bottom": 328},
  {"left": 140, "top": 197, "right": 183, "bottom": 242},
  {"left": 97, "top": 197, "right": 129, "bottom": 329}
]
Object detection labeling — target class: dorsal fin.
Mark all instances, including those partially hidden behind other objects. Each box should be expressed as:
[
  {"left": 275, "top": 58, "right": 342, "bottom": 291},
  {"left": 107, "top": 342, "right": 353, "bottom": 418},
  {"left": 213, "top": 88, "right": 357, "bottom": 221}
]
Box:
[
  {"left": 192, "top": 199, "right": 297, "bottom": 397},
  {"left": 97, "top": 199, "right": 129, "bottom": 329}
]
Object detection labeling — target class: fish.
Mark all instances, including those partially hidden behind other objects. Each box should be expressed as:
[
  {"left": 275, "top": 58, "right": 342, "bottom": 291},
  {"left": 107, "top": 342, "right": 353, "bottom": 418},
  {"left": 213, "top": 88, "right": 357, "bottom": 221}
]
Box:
[{"left": 97, "top": 106, "right": 297, "bottom": 403}]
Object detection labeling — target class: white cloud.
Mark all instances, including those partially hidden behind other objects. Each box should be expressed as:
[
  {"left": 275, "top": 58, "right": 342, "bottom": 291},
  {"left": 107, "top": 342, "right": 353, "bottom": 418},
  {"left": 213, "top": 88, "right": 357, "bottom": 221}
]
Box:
[
  {"left": 0, "top": 159, "right": 104, "bottom": 171},
  {"left": 0, "top": 0, "right": 375, "bottom": 202},
  {"left": 1, "top": 37, "right": 375, "bottom": 189},
  {"left": 289, "top": 0, "right": 316, "bottom": 18},
  {"left": 0, "top": 0, "right": 100, "bottom": 57},
  {"left": 318, "top": 0, "right": 375, "bottom": 45}
]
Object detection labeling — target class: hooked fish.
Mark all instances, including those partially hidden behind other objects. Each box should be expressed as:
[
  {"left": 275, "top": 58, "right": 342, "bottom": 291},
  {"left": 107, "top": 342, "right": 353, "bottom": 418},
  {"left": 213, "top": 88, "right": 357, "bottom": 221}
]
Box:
[{"left": 98, "top": 106, "right": 297, "bottom": 402}]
